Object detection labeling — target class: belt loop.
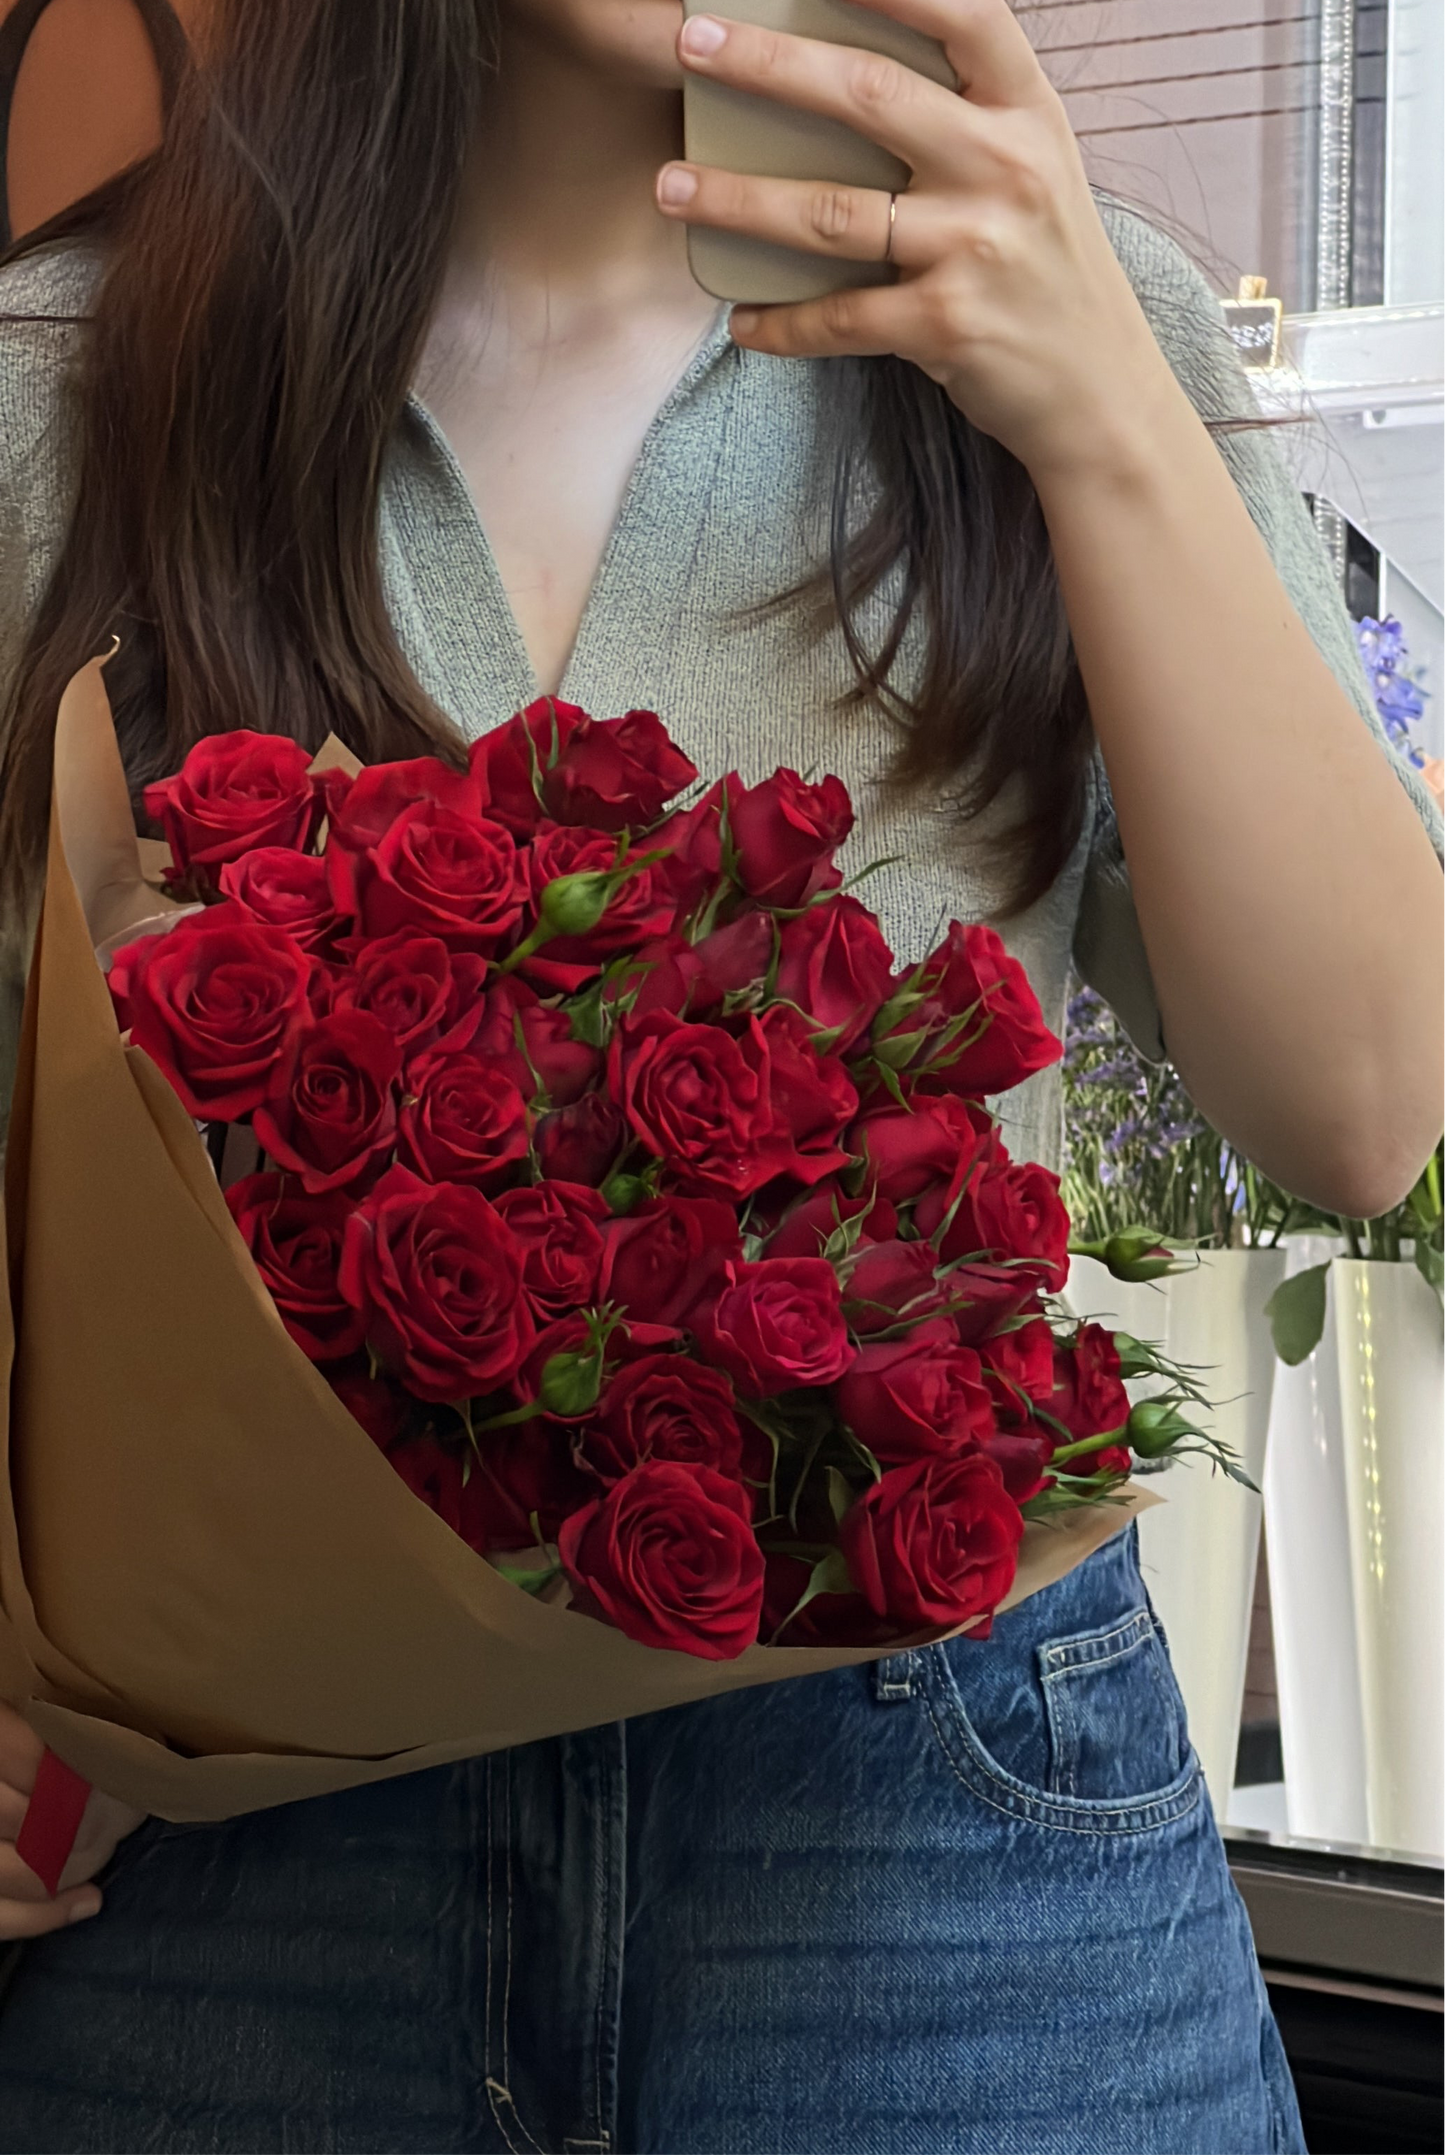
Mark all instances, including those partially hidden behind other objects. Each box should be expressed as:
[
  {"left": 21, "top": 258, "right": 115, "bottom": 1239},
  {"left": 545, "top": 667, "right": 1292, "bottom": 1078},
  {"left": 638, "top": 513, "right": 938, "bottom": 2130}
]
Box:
[{"left": 871, "top": 1651, "right": 920, "bottom": 1702}]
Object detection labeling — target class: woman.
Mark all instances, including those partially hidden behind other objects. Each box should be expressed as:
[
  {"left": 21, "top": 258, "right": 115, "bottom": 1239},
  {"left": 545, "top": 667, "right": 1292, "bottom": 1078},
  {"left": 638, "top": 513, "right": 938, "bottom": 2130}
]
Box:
[{"left": 0, "top": 1, "right": 1439, "bottom": 2149}]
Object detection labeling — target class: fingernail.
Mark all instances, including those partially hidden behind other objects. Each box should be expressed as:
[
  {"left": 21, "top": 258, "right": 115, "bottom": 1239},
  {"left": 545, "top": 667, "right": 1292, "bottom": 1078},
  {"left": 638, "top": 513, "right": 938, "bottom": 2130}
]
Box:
[
  {"left": 680, "top": 15, "right": 728, "bottom": 58},
  {"left": 658, "top": 165, "right": 699, "bottom": 208},
  {"left": 730, "top": 308, "right": 759, "bottom": 338},
  {"left": 69, "top": 1893, "right": 101, "bottom": 1923}
]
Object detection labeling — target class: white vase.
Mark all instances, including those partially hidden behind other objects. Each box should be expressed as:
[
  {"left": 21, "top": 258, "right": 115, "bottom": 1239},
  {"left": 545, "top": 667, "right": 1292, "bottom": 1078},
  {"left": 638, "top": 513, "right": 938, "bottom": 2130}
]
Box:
[
  {"left": 1263, "top": 1237, "right": 1370, "bottom": 1847},
  {"left": 1065, "top": 1249, "right": 1287, "bottom": 1813},
  {"left": 1333, "top": 1258, "right": 1445, "bottom": 1859}
]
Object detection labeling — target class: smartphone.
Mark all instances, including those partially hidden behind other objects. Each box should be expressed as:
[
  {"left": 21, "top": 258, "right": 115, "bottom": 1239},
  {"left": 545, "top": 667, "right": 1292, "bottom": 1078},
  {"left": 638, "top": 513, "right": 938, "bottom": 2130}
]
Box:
[{"left": 681, "top": 0, "right": 956, "bottom": 306}]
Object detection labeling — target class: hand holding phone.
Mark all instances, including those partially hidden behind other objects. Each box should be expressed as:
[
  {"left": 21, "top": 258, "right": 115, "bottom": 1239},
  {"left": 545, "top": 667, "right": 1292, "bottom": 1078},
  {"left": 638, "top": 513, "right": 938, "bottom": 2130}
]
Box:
[{"left": 679, "top": 0, "right": 955, "bottom": 305}]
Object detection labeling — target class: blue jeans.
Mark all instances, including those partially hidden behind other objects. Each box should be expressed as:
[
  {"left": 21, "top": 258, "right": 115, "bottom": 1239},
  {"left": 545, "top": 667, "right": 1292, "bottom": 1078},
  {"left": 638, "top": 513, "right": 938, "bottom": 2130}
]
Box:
[{"left": 0, "top": 1524, "right": 1305, "bottom": 2154}]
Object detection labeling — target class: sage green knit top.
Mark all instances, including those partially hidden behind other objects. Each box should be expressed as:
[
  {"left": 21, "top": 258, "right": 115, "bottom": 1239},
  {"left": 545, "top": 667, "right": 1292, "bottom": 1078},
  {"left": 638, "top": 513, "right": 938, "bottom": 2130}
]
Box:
[{"left": 1, "top": 201, "right": 1438, "bottom": 1165}]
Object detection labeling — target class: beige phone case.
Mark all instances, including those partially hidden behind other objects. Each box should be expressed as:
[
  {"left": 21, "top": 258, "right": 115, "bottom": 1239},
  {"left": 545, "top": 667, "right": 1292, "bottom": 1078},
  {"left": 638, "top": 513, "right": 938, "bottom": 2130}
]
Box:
[{"left": 682, "top": 0, "right": 955, "bottom": 305}]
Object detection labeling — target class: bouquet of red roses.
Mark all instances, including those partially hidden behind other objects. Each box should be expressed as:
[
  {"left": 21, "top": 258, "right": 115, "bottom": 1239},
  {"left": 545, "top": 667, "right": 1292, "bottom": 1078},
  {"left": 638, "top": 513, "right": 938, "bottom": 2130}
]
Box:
[{"left": 104, "top": 699, "right": 1225, "bottom": 1665}]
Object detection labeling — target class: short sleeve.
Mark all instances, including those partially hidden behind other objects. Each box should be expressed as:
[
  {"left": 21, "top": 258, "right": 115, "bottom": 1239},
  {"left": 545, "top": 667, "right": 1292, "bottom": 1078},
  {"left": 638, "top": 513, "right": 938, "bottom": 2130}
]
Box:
[{"left": 1074, "top": 197, "right": 1444, "bottom": 1064}]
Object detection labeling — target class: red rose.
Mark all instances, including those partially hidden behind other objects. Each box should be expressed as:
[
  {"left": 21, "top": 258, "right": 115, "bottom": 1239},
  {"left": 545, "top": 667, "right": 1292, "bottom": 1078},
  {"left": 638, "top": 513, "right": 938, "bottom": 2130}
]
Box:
[
  {"left": 339, "top": 1164, "right": 535, "bottom": 1401},
  {"left": 763, "top": 1180, "right": 898, "bottom": 1263},
  {"left": 219, "top": 848, "right": 345, "bottom": 955},
  {"left": 760, "top": 1552, "right": 898, "bottom": 1650},
  {"left": 650, "top": 786, "right": 723, "bottom": 915},
  {"left": 980, "top": 1318, "right": 1057, "bottom": 1421},
  {"left": 324, "top": 757, "right": 484, "bottom": 855},
  {"left": 693, "top": 1257, "right": 854, "bottom": 1398},
  {"left": 940, "top": 1156, "right": 1070, "bottom": 1292},
  {"left": 330, "top": 801, "right": 522, "bottom": 954},
  {"left": 519, "top": 823, "right": 675, "bottom": 993},
  {"left": 773, "top": 894, "right": 894, "bottom": 1053},
  {"left": 469, "top": 976, "right": 600, "bottom": 1105},
  {"left": 534, "top": 1092, "right": 627, "bottom": 1185},
  {"left": 899, "top": 922, "right": 1062, "bottom": 1096},
  {"left": 333, "top": 931, "right": 456, "bottom": 1050},
  {"left": 144, "top": 731, "right": 322, "bottom": 892},
  {"left": 836, "top": 1321, "right": 995, "bottom": 1462},
  {"left": 609, "top": 1012, "right": 778, "bottom": 1200},
  {"left": 468, "top": 1420, "right": 595, "bottom": 1548},
  {"left": 725, "top": 768, "right": 852, "bottom": 909},
  {"left": 559, "top": 1460, "right": 765, "bottom": 1660},
  {"left": 253, "top": 1012, "right": 402, "bottom": 1194},
  {"left": 493, "top": 1181, "right": 609, "bottom": 1322},
  {"left": 850, "top": 1094, "right": 984, "bottom": 1207},
  {"left": 542, "top": 709, "right": 698, "bottom": 833},
  {"left": 398, "top": 1048, "right": 532, "bottom": 1193},
  {"left": 327, "top": 1366, "right": 409, "bottom": 1450},
  {"left": 226, "top": 1173, "right": 364, "bottom": 1361},
  {"left": 1046, "top": 1325, "right": 1130, "bottom": 1443},
  {"left": 470, "top": 700, "right": 589, "bottom": 837},
  {"left": 598, "top": 1196, "right": 743, "bottom": 1330},
  {"left": 944, "top": 1263, "right": 1043, "bottom": 1346},
  {"left": 386, "top": 1433, "right": 489, "bottom": 1542},
  {"left": 574, "top": 1356, "right": 750, "bottom": 1484},
  {"left": 841, "top": 1451, "right": 1023, "bottom": 1629},
  {"left": 115, "top": 905, "right": 315, "bottom": 1120},
  {"left": 842, "top": 1238, "right": 949, "bottom": 1336},
  {"left": 625, "top": 913, "right": 774, "bottom": 1022},
  {"left": 752, "top": 1004, "right": 857, "bottom": 1186},
  {"left": 977, "top": 1426, "right": 1055, "bottom": 1506}
]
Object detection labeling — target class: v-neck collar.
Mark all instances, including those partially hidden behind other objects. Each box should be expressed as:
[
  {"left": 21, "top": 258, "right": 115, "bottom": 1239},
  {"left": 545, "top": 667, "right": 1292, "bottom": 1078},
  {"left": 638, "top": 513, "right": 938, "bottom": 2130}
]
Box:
[{"left": 394, "top": 304, "right": 737, "bottom": 722}]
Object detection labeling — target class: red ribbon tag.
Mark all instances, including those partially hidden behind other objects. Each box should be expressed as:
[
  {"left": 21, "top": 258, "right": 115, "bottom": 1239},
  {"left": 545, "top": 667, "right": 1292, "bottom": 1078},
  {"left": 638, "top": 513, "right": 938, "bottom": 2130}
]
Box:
[{"left": 15, "top": 1748, "right": 92, "bottom": 1898}]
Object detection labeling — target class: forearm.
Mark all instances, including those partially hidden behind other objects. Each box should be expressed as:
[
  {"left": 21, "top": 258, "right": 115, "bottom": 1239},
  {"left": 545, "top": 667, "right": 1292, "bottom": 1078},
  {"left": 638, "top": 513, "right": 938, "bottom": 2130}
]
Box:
[{"left": 1033, "top": 374, "right": 1443, "bottom": 1216}]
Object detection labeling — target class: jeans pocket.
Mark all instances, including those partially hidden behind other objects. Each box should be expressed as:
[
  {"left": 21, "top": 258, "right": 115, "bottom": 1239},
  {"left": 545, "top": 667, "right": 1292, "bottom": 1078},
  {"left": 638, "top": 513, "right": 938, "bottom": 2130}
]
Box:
[{"left": 917, "top": 1603, "right": 1202, "bottom": 1837}]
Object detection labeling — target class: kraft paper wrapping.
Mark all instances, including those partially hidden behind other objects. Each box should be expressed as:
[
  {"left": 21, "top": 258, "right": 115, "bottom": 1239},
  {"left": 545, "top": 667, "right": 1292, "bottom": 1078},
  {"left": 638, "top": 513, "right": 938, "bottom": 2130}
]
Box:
[{"left": 0, "top": 666, "right": 1162, "bottom": 1824}]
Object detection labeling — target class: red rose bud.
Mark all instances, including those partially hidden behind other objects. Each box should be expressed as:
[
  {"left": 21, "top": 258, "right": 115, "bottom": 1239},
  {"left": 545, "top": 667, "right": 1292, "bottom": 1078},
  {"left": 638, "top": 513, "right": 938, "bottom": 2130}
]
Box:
[
  {"left": 253, "top": 1012, "right": 402, "bottom": 1195},
  {"left": 599, "top": 1196, "right": 743, "bottom": 1330},
  {"left": 900, "top": 922, "right": 1062, "bottom": 1096},
  {"left": 1044, "top": 1325, "right": 1131, "bottom": 1442},
  {"left": 841, "top": 1451, "right": 1023, "bottom": 1630},
  {"left": 843, "top": 1238, "right": 949, "bottom": 1335},
  {"left": 724, "top": 768, "right": 853, "bottom": 909},
  {"left": 397, "top": 1049, "right": 532, "bottom": 1193},
  {"left": 115, "top": 906, "right": 315, "bottom": 1121},
  {"left": 835, "top": 1321, "right": 995, "bottom": 1462},
  {"left": 330, "top": 800, "right": 522, "bottom": 955},
  {"left": 144, "top": 731, "right": 322, "bottom": 891},
  {"left": 535, "top": 1092, "right": 627, "bottom": 1185},
  {"left": 574, "top": 1356, "right": 749, "bottom": 1484},
  {"left": 471, "top": 700, "right": 591, "bottom": 835},
  {"left": 493, "top": 1182, "right": 609, "bottom": 1322},
  {"left": 773, "top": 894, "right": 894, "bottom": 1054},
  {"left": 339, "top": 1164, "right": 535, "bottom": 1402},
  {"left": 759, "top": 1551, "right": 898, "bottom": 1649},
  {"left": 226, "top": 1174, "right": 365, "bottom": 1362},
  {"left": 693, "top": 1257, "right": 854, "bottom": 1398},
  {"left": 541, "top": 709, "right": 698, "bottom": 833},
  {"left": 764, "top": 1180, "right": 898, "bottom": 1263},
  {"left": 943, "top": 1262, "right": 1042, "bottom": 1346},
  {"left": 979, "top": 1318, "right": 1057, "bottom": 1421},
  {"left": 323, "top": 757, "right": 485, "bottom": 856},
  {"left": 386, "top": 1433, "right": 474, "bottom": 1538},
  {"left": 559, "top": 1461, "right": 765, "bottom": 1660},
  {"left": 751, "top": 1004, "right": 858, "bottom": 1186},
  {"left": 978, "top": 1425, "right": 1055, "bottom": 1505},
  {"left": 219, "top": 848, "right": 345, "bottom": 955}
]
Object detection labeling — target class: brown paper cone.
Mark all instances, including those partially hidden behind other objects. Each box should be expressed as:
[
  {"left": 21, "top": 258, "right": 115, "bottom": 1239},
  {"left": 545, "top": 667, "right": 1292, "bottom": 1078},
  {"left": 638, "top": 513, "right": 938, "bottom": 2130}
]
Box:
[{"left": 0, "top": 673, "right": 1162, "bottom": 1824}]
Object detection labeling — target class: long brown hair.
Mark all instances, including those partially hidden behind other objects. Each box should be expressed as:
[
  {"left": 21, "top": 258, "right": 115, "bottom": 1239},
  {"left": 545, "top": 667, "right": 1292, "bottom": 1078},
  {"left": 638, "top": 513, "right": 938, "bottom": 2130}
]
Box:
[{"left": 0, "top": 0, "right": 1088, "bottom": 923}]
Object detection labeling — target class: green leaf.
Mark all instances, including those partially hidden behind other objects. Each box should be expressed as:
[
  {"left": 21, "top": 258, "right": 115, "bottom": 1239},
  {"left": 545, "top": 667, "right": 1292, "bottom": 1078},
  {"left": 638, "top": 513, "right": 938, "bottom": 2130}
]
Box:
[
  {"left": 1415, "top": 1234, "right": 1445, "bottom": 1297},
  {"left": 1264, "top": 1263, "right": 1330, "bottom": 1366},
  {"left": 824, "top": 1464, "right": 854, "bottom": 1524}
]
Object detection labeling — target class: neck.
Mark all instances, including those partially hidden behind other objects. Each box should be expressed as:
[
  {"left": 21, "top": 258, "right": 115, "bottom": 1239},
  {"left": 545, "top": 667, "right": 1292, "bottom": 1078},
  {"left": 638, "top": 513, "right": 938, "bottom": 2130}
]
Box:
[{"left": 449, "top": 25, "right": 694, "bottom": 319}]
